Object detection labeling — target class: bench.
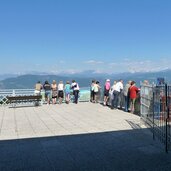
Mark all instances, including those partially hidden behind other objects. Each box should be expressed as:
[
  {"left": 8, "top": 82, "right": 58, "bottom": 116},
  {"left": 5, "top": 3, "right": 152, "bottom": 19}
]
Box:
[{"left": 7, "top": 95, "right": 42, "bottom": 107}]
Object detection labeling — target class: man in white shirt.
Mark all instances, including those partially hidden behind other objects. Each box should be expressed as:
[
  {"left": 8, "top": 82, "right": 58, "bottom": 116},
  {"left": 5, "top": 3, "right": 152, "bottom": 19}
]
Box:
[
  {"left": 111, "top": 79, "right": 123, "bottom": 109},
  {"left": 71, "top": 80, "right": 80, "bottom": 104}
]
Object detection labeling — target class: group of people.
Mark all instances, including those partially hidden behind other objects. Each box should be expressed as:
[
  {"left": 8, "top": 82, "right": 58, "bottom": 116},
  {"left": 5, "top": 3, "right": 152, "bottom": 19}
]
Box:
[
  {"left": 34, "top": 78, "right": 142, "bottom": 113},
  {"left": 104, "top": 79, "right": 140, "bottom": 113},
  {"left": 34, "top": 80, "right": 80, "bottom": 104},
  {"left": 90, "top": 79, "right": 141, "bottom": 114},
  {"left": 90, "top": 80, "right": 101, "bottom": 103}
]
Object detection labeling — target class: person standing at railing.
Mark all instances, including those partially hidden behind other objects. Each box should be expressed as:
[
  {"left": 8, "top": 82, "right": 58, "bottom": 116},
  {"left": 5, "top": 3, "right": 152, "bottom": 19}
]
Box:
[
  {"left": 103, "top": 79, "right": 110, "bottom": 106},
  {"left": 58, "top": 81, "right": 64, "bottom": 104},
  {"left": 51, "top": 80, "right": 58, "bottom": 104},
  {"left": 129, "top": 81, "right": 140, "bottom": 113},
  {"left": 43, "top": 80, "right": 51, "bottom": 104},
  {"left": 110, "top": 80, "right": 117, "bottom": 107},
  {"left": 94, "top": 81, "right": 101, "bottom": 103},
  {"left": 111, "top": 79, "right": 123, "bottom": 109},
  {"left": 90, "top": 80, "right": 96, "bottom": 103},
  {"left": 71, "top": 80, "right": 80, "bottom": 104},
  {"left": 34, "top": 81, "right": 42, "bottom": 95},
  {"left": 64, "top": 81, "right": 71, "bottom": 104},
  {"left": 97, "top": 81, "right": 101, "bottom": 103},
  {"left": 123, "top": 80, "right": 131, "bottom": 112}
]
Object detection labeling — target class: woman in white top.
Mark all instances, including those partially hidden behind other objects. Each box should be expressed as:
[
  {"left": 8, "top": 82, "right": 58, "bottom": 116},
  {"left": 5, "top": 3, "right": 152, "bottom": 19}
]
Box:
[
  {"left": 94, "top": 81, "right": 101, "bottom": 103},
  {"left": 58, "top": 81, "right": 64, "bottom": 104}
]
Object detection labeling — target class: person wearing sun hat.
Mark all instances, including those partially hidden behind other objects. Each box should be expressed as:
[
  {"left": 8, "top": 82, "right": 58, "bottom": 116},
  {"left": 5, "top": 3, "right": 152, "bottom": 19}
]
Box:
[{"left": 103, "top": 79, "right": 110, "bottom": 106}]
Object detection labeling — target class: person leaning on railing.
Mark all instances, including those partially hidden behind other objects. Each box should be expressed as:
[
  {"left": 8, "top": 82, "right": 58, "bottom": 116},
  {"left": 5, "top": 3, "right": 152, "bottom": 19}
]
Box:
[
  {"left": 58, "top": 81, "right": 64, "bottom": 104},
  {"left": 129, "top": 81, "right": 140, "bottom": 113},
  {"left": 43, "top": 80, "right": 51, "bottom": 105},
  {"left": 64, "top": 81, "right": 71, "bottom": 104},
  {"left": 34, "top": 81, "right": 42, "bottom": 95},
  {"left": 90, "top": 80, "right": 96, "bottom": 103},
  {"left": 71, "top": 80, "right": 80, "bottom": 104},
  {"left": 111, "top": 79, "right": 123, "bottom": 110},
  {"left": 123, "top": 80, "right": 131, "bottom": 112},
  {"left": 103, "top": 79, "right": 111, "bottom": 106},
  {"left": 96, "top": 81, "right": 101, "bottom": 103},
  {"left": 51, "top": 80, "right": 58, "bottom": 104},
  {"left": 94, "top": 81, "right": 101, "bottom": 103}
]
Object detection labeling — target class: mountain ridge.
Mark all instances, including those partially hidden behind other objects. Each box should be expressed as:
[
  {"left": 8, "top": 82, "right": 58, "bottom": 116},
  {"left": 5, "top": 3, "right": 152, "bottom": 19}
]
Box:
[{"left": 0, "top": 69, "right": 171, "bottom": 89}]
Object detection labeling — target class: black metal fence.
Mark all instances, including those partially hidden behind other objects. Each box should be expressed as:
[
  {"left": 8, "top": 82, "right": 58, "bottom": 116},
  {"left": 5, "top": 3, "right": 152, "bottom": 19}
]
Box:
[{"left": 140, "top": 84, "right": 171, "bottom": 152}]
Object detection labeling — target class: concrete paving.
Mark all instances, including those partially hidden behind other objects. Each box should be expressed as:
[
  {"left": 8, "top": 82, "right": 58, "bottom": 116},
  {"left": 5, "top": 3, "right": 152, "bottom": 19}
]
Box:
[{"left": 0, "top": 102, "right": 171, "bottom": 171}]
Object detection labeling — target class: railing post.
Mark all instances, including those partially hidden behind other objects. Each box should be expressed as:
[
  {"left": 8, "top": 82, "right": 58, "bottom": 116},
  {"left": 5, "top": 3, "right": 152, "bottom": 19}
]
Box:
[
  {"left": 153, "top": 88, "right": 155, "bottom": 140},
  {"left": 168, "top": 86, "right": 171, "bottom": 151},
  {"left": 165, "top": 83, "right": 168, "bottom": 153}
]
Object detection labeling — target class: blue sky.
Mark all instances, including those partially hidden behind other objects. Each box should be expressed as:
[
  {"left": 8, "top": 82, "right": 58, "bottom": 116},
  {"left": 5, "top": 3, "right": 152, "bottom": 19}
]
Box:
[{"left": 0, "top": 0, "right": 171, "bottom": 74}]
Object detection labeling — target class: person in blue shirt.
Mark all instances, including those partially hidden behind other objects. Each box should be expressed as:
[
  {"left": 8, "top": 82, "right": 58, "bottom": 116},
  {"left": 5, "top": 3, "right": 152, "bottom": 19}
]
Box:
[{"left": 65, "top": 81, "right": 71, "bottom": 104}]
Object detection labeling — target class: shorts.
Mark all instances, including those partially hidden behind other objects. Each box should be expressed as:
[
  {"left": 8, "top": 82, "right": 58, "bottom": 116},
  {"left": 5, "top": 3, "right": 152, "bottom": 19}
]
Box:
[
  {"left": 94, "top": 91, "right": 98, "bottom": 95},
  {"left": 104, "top": 89, "right": 109, "bottom": 97},
  {"left": 65, "top": 91, "right": 70, "bottom": 96},
  {"left": 52, "top": 90, "right": 58, "bottom": 98},
  {"left": 45, "top": 90, "right": 51, "bottom": 98},
  {"left": 58, "top": 91, "right": 64, "bottom": 98},
  {"left": 34, "top": 90, "right": 41, "bottom": 95}
]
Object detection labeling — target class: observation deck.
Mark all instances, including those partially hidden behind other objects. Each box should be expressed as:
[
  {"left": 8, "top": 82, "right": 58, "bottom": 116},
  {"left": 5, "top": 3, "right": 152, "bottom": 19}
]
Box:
[{"left": 0, "top": 102, "right": 170, "bottom": 170}]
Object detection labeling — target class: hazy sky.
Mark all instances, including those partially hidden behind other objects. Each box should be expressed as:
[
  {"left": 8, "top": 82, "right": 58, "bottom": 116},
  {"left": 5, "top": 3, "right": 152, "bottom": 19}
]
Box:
[{"left": 0, "top": 0, "right": 171, "bottom": 74}]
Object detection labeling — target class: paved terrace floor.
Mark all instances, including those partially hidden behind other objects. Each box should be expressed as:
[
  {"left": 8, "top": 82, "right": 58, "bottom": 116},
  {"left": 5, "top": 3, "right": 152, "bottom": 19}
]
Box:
[{"left": 0, "top": 102, "right": 171, "bottom": 171}]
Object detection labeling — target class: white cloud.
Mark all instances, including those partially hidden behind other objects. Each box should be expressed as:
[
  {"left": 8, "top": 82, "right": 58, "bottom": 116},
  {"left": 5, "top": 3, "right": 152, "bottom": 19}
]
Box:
[
  {"left": 3, "top": 57, "right": 171, "bottom": 75},
  {"left": 84, "top": 60, "right": 104, "bottom": 64},
  {"left": 108, "top": 58, "right": 171, "bottom": 73}
]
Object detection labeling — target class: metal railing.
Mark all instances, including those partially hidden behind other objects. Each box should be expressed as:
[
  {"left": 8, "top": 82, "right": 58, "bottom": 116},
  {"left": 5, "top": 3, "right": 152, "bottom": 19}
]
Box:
[
  {"left": 140, "top": 84, "right": 171, "bottom": 152},
  {"left": 0, "top": 88, "right": 90, "bottom": 106},
  {"left": 0, "top": 89, "right": 35, "bottom": 105}
]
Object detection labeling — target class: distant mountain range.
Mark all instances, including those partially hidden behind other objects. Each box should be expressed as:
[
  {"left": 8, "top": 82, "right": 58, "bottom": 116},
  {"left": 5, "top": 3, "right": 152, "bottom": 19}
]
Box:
[{"left": 0, "top": 69, "right": 171, "bottom": 89}]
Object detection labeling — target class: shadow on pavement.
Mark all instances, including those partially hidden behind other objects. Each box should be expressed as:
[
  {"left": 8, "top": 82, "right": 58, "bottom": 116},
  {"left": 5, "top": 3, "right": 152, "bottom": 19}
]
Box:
[{"left": 0, "top": 128, "right": 171, "bottom": 171}]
